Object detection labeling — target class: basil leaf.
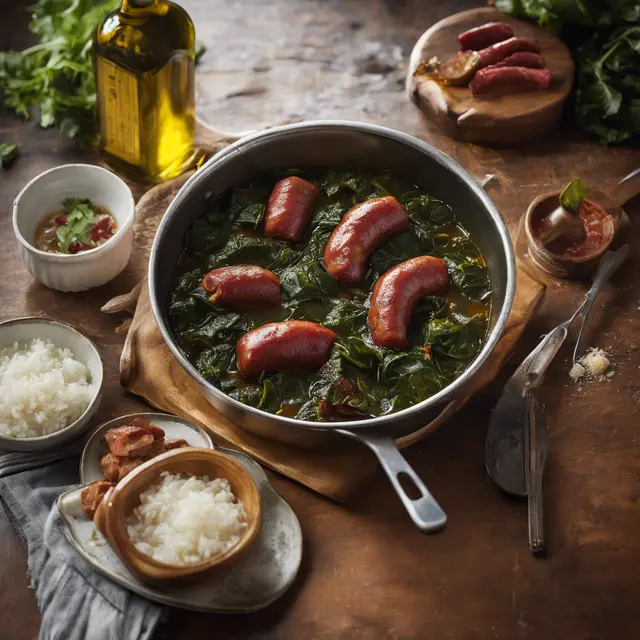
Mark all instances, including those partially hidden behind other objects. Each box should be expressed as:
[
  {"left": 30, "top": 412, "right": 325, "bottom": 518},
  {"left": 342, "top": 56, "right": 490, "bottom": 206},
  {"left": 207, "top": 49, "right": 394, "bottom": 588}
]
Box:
[{"left": 560, "top": 179, "right": 589, "bottom": 212}]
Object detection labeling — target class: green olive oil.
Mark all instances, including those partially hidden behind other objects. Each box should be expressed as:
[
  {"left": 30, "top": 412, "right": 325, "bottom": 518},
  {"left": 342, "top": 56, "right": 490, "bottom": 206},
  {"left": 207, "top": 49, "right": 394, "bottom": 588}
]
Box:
[{"left": 93, "top": 0, "right": 197, "bottom": 183}]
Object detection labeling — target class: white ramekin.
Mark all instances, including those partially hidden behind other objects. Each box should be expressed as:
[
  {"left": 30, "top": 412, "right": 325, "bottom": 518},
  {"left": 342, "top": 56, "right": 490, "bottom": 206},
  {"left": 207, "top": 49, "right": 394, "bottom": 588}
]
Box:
[{"left": 12, "top": 164, "right": 135, "bottom": 292}]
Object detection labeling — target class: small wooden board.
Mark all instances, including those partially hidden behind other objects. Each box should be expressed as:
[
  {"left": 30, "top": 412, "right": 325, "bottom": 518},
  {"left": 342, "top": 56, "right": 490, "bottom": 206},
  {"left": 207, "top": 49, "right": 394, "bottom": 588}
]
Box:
[{"left": 407, "top": 7, "right": 574, "bottom": 145}]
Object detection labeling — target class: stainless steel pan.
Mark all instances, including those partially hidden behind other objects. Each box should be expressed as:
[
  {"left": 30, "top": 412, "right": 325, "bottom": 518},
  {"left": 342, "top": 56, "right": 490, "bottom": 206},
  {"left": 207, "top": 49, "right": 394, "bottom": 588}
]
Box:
[{"left": 149, "top": 121, "right": 516, "bottom": 533}]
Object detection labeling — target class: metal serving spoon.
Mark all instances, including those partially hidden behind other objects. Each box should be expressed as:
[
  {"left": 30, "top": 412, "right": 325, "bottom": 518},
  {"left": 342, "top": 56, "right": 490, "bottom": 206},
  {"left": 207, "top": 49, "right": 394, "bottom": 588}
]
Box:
[{"left": 485, "top": 244, "right": 629, "bottom": 551}]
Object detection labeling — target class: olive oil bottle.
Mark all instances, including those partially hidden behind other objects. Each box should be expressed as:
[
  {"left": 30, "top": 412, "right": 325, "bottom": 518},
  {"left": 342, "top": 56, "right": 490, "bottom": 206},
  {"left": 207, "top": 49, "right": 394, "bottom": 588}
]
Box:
[{"left": 93, "top": 0, "right": 197, "bottom": 183}]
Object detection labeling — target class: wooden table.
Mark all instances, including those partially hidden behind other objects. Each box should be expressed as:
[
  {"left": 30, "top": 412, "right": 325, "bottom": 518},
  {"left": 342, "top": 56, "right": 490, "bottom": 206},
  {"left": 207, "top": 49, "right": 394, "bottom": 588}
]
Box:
[{"left": 1, "top": 1, "right": 639, "bottom": 638}]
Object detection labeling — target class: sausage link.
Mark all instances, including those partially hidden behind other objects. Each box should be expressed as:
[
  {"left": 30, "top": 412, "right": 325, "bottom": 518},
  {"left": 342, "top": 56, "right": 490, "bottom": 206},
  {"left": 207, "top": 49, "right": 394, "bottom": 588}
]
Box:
[
  {"left": 201, "top": 265, "right": 281, "bottom": 309},
  {"left": 237, "top": 320, "right": 337, "bottom": 380},
  {"left": 368, "top": 256, "right": 449, "bottom": 350},
  {"left": 264, "top": 176, "right": 319, "bottom": 242},
  {"left": 493, "top": 52, "right": 545, "bottom": 69},
  {"left": 476, "top": 37, "right": 541, "bottom": 69},
  {"left": 323, "top": 196, "right": 408, "bottom": 285},
  {"left": 470, "top": 66, "right": 552, "bottom": 97},
  {"left": 457, "top": 22, "right": 514, "bottom": 51}
]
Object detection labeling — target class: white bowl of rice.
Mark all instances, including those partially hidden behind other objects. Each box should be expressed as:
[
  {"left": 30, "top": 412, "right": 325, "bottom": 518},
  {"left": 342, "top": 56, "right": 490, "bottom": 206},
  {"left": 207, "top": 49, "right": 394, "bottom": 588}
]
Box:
[{"left": 0, "top": 317, "right": 104, "bottom": 451}]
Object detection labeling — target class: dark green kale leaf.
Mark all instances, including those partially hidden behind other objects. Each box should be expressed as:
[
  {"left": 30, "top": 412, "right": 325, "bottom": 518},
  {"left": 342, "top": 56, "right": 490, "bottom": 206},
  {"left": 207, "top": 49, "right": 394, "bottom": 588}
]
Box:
[
  {"left": 195, "top": 344, "right": 236, "bottom": 381},
  {"left": 179, "top": 311, "right": 250, "bottom": 348},
  {"left": 403, "top": 195, "right": 456, "bottom": 231},
  {"left": 323, "top": 297, "right": 368, "bottom": 335},
  {"left": 370, "top": 226, "right": 434, "bottom": 279},
  {"left": 207, "top": 234, "right": 298, "bottom": 271},
  {"left": 334, "top": 336, "right": 385, "bottom": 372},
  {"left": 323, "top": 167, "right": 388, "bottom": 201},
  {"left": 381, "top": 349, "right": 448, "bottom": 399},
  {"left": 425, "top": 313, "right": 487, "bottom": 362}
]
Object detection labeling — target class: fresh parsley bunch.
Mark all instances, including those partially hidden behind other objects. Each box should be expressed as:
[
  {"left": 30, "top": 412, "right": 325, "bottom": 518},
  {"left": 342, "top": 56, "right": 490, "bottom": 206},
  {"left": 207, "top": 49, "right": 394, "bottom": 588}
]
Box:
[
  {"left": 0, "top": 0, "right": 120, "bottom": 142},
  {"left": 496, "top": 0, "right": 640, "bottom": 145}
]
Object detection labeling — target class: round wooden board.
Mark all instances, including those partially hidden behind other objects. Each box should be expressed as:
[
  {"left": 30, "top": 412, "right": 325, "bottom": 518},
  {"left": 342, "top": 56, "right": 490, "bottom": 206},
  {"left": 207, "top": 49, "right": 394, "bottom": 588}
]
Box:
[{"left": 407, "top": 7, "right": 574, "bottom": 145}]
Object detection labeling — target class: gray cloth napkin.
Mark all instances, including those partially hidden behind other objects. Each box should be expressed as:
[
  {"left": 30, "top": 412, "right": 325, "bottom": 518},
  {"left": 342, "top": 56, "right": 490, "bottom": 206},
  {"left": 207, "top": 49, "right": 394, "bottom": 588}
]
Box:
[{"left": 0, "top": 446, "right": 165, "bottom": 640}]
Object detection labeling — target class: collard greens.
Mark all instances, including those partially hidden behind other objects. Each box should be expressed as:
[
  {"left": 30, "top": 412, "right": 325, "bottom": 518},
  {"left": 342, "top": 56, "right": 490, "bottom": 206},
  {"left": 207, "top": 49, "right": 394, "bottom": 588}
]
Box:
[{"left": 169, "top": 168, "right": 492, "bottom": 421}]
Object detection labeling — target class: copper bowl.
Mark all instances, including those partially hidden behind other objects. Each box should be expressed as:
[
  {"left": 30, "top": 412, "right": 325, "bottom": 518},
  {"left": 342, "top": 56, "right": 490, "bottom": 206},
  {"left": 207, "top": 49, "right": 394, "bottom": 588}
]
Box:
[{"left": 98, "top": 447, "right": 262, "bottom": 586}]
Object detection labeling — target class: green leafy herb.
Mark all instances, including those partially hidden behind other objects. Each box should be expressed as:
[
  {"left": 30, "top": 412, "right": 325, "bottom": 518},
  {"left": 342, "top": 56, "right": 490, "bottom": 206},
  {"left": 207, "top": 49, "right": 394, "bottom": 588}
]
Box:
[
  {"left": 55, "top": 200, "right": 96, "bottom": 252},
  {"left": 0, "top": 0, "right": 120, "bottom": 142},
  {"left": 496, "top": 1, "right": 640, "bottom": 144},
  {"left": 560, "top": 178, "right": 589, "bottom": 211},
  {"left": 0, "top": 143, "right": 18, "bottom": 170}
]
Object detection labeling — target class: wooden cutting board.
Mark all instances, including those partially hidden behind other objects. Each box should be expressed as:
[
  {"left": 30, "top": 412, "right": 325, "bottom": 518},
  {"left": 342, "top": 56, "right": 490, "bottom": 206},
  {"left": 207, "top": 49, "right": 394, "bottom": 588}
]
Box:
[{"left": 407, "top": 7, "right": 574, "bottom": 145}]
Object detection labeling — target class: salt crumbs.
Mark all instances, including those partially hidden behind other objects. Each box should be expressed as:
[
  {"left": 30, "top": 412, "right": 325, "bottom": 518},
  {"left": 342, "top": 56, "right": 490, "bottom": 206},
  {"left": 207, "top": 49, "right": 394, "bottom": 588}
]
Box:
[{"left": 569, "top": 347, "right": 613, "bottom": 382}]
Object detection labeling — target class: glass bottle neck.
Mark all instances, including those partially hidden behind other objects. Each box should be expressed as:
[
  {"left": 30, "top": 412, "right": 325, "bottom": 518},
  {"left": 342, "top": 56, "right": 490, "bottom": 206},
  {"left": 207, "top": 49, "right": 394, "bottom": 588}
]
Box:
[{"left": 122, "top": 0, "right": 166, "bottom": 10}]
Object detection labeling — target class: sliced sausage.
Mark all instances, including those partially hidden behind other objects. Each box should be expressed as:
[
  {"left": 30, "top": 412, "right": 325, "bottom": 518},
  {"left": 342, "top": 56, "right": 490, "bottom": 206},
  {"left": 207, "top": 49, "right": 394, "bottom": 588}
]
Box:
[
  {"left": 457, "top": 22, "right": 514, "bottom": 51},
  {"left": 264, "top": 176, "right": 319, "bottom": 242},
  {"left": 493, "top": 52, "right": 545, "bottom": 69},
  {"left": 368, "top": 256, "right": 449, "bottom": 350},
  {"left": 201, "top": 265, "right": 281, "bottom": 309},
  {"left": 323, "top": 196, "right": 408, "bottom": 285},
  {"left": 439, "top": 50, "right": 480, "bottom": 86},
  {"left": 236, "top": 320, "right": 337, "bottom": 380},
  {"left": 470, "top": 66, "right": 552, "bottom": 97},
  {"left": 476, "top": 37, "right": 541, "bottom": 69}
]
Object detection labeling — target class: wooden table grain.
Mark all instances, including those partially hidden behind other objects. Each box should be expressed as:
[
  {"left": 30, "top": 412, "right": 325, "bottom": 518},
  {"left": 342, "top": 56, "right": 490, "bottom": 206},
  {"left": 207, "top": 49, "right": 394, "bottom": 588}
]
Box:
[{"left": 1, "top": 1, "right": 639, "bottom": 639}]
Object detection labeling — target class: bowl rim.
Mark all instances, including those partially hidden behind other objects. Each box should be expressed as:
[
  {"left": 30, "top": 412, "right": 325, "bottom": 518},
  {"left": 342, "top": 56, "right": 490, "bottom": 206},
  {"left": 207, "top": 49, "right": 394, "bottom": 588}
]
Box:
[
  {"left": 149, "top": 120, "right": 517, "bottom": 432},
  {"left": 105, "top": 446, "right": 263, "bottom": 577},
  {"left": 0, "top": 316, "right": 105, "bottom": 443},
  {"left": 12, "top": 163, "right": 136, "bottom": 263}
]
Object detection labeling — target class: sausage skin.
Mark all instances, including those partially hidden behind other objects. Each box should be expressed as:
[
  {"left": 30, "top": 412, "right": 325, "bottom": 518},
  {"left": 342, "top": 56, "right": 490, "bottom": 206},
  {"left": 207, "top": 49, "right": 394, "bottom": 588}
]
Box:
[
  {"left": 476, "top": 37, "right": 541, "bottom": 69},
  {"left": 236, "top": 320, "right": 337, "bottom": 380},
  {"left": 201, "top": 265, "right": 281, "bottom": 309},
  {"left": 368, "top": 256, "right": 449, "bottom": 350},
  {"left": 457, "top": 22, "right": 514, "bottom": 51},
  {"left": 264, "top": 176, "right": 319, "bottom": 242},
  {"left": 323, "top": 196, "right": 408, "bottom": 285},
  {"left": 470, "top": 66, "right": 552, "bottom": 97},
  {"left": 493, "top": 52, "right": 545, "bottom": 69}
]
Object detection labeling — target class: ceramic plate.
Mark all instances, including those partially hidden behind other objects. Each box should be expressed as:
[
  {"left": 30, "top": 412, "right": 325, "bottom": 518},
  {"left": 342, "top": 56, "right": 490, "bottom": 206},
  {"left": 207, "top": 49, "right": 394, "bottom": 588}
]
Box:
[
  {"left": 80, "top": 412, "right": 214, "bottom": 484},
  {"left": 59, "top": 414, "right": 303, "bottom": 613}
]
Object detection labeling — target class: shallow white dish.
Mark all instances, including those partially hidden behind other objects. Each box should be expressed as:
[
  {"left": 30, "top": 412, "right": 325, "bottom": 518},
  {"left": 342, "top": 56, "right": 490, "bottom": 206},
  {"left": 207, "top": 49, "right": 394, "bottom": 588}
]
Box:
[
  {"left": 0, "top": 317, "right": 104, "bottom": 452},
  {"left": 12, "top": 163, "right": 135, "bottom": 292},
  {"left": 81, "top": 412, "right": 214, "bottom": 484},
  {"left": 60, "top": 414, "right": 303, "bottom": 613}
]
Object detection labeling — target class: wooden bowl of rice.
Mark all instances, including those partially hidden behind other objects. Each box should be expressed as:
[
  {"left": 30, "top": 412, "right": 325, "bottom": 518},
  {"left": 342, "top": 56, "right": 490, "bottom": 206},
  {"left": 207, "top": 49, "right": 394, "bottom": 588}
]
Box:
[{"left": 101, "top": 447, "right": 263, "bottom": 586}]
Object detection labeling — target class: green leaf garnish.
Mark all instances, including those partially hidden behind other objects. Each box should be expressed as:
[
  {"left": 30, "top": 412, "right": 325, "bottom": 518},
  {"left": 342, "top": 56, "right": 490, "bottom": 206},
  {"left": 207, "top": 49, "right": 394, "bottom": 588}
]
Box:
[
  {"left": 560, "top": 179, "right": 589, "bottom": 212},
  {"left": 56, "top": 199, "right": 96, "bottom": 252},
  {"left": 0, "top": 143, "right": 18, "bottom": 170}
]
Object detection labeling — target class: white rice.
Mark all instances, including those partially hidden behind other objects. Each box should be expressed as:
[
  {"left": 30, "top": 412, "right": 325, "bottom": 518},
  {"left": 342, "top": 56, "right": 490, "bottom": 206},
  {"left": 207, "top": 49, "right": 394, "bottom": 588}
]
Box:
[
  {"left": 126, "top": 472, "right": 248, "bottom": 566},
  {"left": 0, "top": 338, "right": 94, "bottom": 439}
]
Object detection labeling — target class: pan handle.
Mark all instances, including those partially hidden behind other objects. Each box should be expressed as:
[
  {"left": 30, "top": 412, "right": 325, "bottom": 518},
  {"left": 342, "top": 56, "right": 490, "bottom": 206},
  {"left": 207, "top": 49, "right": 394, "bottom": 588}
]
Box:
[{"left": 336, "top": 429, "right": 447, "bottom": 534}]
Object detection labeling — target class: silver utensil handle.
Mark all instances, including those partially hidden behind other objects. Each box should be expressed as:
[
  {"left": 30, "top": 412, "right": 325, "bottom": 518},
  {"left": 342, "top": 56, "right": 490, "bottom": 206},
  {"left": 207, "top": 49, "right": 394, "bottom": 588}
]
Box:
[
  {"left": 528, "top": 473, "right": 545, "bottom": 554},
  {"left": 572, "top": 244, "right": 630, "bottom": 362},
  {"left": 524, "top": 391, "right": 546, "bottom": 555},
  {"left": 341, "top": 431, "right": 447, "bottom": 533},
  {"left": 526, "top": 325, "right": 568, "bottom": 384}
]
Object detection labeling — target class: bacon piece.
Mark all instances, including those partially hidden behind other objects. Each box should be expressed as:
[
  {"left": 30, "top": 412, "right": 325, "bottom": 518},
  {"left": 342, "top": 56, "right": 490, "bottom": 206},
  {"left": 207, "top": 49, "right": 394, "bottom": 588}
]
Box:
[
  {"left": 100, "top": 453, "right": 148, "bottom": 483},
  {"left": 164, "top": 438, "right": 189, "bottom": 451},
  {"left": 80, "top": 481, "right": 114, "bottom": 519}
]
